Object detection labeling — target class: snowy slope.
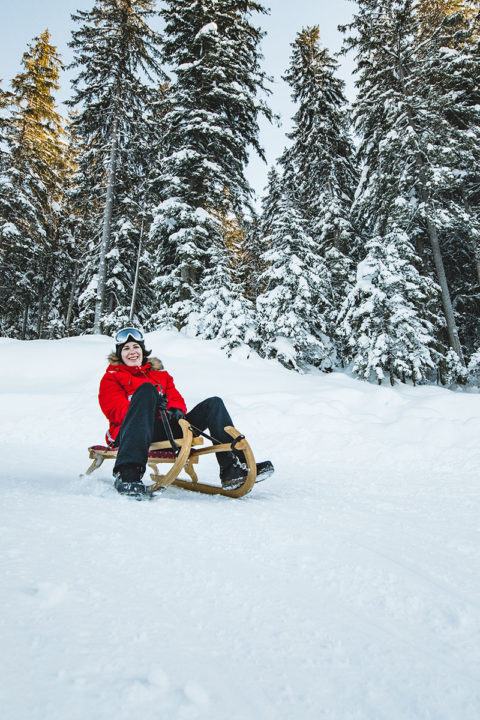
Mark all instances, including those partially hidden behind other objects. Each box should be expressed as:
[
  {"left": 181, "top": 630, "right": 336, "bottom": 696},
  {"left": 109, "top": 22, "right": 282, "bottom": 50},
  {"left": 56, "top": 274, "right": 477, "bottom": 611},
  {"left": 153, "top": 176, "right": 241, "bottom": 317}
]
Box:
[{"left": 1, "top": 330, "right": 479, "bottom": 720}]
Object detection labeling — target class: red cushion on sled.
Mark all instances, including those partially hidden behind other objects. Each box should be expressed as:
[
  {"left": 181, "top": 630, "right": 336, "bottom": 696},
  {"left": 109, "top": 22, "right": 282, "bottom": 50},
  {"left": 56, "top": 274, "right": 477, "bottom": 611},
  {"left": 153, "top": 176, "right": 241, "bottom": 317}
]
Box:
[
  {"left": 88, "top": 445, "right": 176, "bottom": 460},
  {"left": 147, "top": 450, "right": 176, "bottom": 459}
]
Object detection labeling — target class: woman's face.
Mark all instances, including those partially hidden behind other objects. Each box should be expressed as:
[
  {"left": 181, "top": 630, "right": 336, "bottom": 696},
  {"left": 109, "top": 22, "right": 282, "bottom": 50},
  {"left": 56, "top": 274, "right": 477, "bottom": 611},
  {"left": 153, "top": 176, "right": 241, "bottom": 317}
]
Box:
[{"left": 121, "top": 342, "right": 143, "bottom": 367}]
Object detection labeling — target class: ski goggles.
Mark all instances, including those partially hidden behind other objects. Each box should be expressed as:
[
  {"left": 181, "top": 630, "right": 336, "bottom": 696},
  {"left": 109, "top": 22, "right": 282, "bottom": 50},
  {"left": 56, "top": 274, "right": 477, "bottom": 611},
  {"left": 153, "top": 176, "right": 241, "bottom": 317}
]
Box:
[{"left": 114, "top": 327, "right": 145, "bottom": 344}]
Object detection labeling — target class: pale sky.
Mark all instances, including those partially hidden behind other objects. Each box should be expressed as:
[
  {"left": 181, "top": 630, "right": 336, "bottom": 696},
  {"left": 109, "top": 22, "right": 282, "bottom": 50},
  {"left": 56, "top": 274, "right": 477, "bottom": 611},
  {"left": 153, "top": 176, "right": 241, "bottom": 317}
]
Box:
[{"left": 1, "top": 0, "right": 357, "bottom": 199}]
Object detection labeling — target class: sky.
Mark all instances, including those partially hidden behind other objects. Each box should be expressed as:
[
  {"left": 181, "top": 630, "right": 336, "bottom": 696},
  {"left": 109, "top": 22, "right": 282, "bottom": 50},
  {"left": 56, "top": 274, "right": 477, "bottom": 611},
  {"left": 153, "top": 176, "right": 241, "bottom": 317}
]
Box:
[{"left": 1, "top": 0, "right": 357, "bottom": 199}]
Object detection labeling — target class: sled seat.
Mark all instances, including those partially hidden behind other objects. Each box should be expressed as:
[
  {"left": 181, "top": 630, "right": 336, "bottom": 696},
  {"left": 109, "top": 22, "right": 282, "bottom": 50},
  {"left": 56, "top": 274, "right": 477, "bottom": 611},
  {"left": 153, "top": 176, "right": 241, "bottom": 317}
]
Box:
[
  {"left": 87, "top": 431, "right": 203, "bottom": 484},
  {"left": 86, "top": 418, "right": 258, "bottom": 498},
  {"left": 88, "top": 441, "right": 203, "bottom": 462}
]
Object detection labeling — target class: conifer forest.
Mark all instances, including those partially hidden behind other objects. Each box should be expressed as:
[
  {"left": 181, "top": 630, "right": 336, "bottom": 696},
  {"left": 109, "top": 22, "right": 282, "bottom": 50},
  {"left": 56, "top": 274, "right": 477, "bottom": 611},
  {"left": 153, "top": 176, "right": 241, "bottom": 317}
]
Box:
[{"left": 1, "top": 0, "right": 479, "bottom": 386}]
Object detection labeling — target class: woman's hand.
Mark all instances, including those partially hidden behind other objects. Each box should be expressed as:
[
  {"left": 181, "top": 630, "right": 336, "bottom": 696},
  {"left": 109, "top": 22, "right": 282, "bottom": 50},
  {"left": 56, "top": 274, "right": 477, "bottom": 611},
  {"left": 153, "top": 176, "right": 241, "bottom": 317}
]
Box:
[{"left": 167, "top": 407, "right": 185, "bottom": 423}]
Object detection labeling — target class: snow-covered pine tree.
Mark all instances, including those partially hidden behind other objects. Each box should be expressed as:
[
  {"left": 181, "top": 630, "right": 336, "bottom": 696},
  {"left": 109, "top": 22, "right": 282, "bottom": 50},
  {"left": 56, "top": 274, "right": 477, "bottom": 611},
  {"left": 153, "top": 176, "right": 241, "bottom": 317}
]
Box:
[
  {"left": 238, "top": 211, "right": 263, "bottom": 307},
  {"left": 340, "top": 0, "right": 479, "bottom": 382},
  {"left": 0, "top": 82, "right": 9, "bottom": 111},
  {"left": 257, "top": 27, "right": 356, "bottom": 369},
  {"left": 416, "top": 0, "right": 480, "bottom": 37},
  {"left": 149, "top": 0, "right": 271, "bottom": 348},
  {"left": 225, "top": 166, "right": 280, "bottom": 311},
  {"left": 259, "top": 166, "right": 283, "bottom": 241},
  {"left": 41, "top": 113, "right": 82, "bottom": 338},
  {"left": 0, "top": 30, "right": 66, "bottom": 338},
  {"left": 256, "top": 180, "right": 334, "bottom": 371},
  {"left": 0, "top": 83, "right": 13, "bottom": 164},
  {"left": 0, "top": 158, "right": 47, "bottom": 338},
  {"left": 414, "top": 6, "right": 480, "bottom": 362},
  {"left": 242, "top": 166, "right": 283, "bottom": 302},
  {"left": 337, "top": 227, "right": 438, "bottom": 385},
  {"left": 68, "top": 0, "right": 165, "bottom": 334},
  {"left": 282, "top": 27, "right": 357, "bottom": 258},
  {"left": 467, "top": 347, "right": 480, "bottom": 384},
  {"left": 101, "top": 100, "right": 161, "bottom": 332},
  {"left": 468, "top": 26, "right": 480, "bottom": 308},
  {"left": 126, "top": 81, "right": 172, "bottom": 331},
  {"left": 190, "top": 226, "right": 259, "bottom": 354}
]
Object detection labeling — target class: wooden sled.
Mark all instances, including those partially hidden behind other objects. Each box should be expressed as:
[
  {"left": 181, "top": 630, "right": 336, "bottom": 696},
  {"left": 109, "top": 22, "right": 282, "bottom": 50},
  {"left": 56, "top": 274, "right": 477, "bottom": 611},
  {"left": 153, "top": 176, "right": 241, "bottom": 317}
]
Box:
[{"left": 86, "top": 418, "right": 257, "bottom": 498}]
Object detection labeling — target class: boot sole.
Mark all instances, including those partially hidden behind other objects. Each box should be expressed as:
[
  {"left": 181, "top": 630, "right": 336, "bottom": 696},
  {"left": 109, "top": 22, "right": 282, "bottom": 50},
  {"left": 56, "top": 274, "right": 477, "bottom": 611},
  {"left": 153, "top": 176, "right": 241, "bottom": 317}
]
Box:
[{"left": 221, "top": 467, "right": 275, "bottom": 490}]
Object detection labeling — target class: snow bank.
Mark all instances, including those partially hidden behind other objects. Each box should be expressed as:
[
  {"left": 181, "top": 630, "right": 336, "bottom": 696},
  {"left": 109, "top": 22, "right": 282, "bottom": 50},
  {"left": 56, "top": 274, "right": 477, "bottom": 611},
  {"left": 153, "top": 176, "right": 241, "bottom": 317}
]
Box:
[{"left": 1, "top": 330, "right": 479, "bottom": 719}]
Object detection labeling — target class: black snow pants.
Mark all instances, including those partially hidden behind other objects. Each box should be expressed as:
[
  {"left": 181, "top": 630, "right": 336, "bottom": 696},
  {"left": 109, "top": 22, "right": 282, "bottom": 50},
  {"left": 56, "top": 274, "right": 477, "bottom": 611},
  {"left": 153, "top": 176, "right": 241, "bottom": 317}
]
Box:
[{"left": 113, "top": 383, "right": 238, "bottom": 475}]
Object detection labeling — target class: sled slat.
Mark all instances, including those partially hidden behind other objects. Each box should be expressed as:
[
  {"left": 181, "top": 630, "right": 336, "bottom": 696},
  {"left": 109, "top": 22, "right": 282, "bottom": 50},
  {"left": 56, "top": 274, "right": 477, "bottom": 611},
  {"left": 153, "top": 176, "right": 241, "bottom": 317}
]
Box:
[{"left": 87, "top": 423, "right": 259, "bottom": 498}]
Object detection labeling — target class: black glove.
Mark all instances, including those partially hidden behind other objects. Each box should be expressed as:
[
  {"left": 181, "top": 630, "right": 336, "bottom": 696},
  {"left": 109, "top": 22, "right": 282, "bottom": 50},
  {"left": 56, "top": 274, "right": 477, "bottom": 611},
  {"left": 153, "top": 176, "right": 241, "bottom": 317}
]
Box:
[
  {"left": 167, "top": 407, "right": 185, "bottom": 423},
  {"left": 157, "top": 392, "right": 168, "bottom": 411}
]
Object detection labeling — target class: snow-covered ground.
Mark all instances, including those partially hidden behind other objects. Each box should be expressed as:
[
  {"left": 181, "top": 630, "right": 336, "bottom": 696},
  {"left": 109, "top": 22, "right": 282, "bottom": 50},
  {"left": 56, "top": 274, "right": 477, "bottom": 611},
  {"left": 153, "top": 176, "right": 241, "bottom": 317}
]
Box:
[{"left": 1, "top": 330, "right": 479, "bottom": 720}]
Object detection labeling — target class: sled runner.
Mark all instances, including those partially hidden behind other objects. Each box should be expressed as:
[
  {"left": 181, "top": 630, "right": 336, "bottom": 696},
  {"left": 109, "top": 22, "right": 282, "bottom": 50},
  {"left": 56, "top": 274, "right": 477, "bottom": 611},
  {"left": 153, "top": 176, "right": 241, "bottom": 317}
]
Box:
[{"left": 86, "top": 418, "right": 258, "bottom": 498}]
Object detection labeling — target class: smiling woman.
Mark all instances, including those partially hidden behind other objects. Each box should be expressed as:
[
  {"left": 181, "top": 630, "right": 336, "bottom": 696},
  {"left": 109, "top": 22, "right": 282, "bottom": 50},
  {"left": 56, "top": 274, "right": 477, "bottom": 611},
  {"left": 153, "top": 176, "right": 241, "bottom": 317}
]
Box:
[{"left": 98, "top": 327, "right": 273, "bottom": 495}]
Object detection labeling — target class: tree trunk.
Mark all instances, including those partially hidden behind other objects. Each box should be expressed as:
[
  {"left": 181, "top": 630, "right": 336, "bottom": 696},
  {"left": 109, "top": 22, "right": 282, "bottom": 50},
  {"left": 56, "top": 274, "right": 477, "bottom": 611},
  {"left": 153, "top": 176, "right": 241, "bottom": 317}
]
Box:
[
  {"left": 426, "top": 218, "right": 465, "bottom": 362},
  {"left": 21, "top": 304, "right": 28, "bottom": 340},
  {"left": 129, "top": 213, "right": 145, "bottom": 323},
  {"left": 37, "top": 288, "right": 44, "bottom": 338},
  {"left": 397, "top": 56, "right": 465, "bottom": 365},
  {"left": 93, "top": 113, "right": 119, "bottom": 334},
  {"left": 65, "top": 262, "right": 78, "bottom": 333},
  {"left": 472, "top": 232, "right": 480, "bottom": 286}
]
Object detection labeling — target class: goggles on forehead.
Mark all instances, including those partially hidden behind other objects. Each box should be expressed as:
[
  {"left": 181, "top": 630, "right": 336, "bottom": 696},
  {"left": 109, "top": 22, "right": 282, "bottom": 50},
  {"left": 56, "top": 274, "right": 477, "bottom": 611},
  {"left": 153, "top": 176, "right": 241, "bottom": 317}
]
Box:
[{"left": 114, "top": 327, "right": 145, "bottom": 344}]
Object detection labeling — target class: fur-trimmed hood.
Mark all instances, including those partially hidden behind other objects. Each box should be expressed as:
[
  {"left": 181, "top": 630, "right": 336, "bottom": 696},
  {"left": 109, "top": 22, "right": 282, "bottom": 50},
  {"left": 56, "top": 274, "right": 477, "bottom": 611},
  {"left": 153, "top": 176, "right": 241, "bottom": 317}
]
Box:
[{"left": 107, "top": 352, "right": 164, "bottom": 371}]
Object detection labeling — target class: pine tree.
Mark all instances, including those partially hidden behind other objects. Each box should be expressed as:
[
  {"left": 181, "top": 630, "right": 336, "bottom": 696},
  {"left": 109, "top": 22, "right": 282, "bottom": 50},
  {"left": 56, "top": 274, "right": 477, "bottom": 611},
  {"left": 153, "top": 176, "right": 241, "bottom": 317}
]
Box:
[
  {"left": 0, "top": 83, "right": 13, "bottom": 164},
  {"left": 10, "top": 30, "right": 66, "bottom": 198},
  {"left": 259, "top": 166, "right": 283, "bottom": 241},
  {"left": 0, "top": 30, "right": 66, "bottom": 338},
  {"left": 415, "top": 7, "right": 480, "bottom": 360},
  {"left": 468, "top": 347, "right": 480, "bottom": 383},
  {"left": 256, "top": 183, "right": 334, "bottom": 370},
  {"left": 68, "top": 0, "right": 165, "bottom": 334},
  {"left": 282, "top": 27, "right": 357, "bottom": 257},
  {"left": 238, "top": 210, "right": 264, "bottom": 304},
  {"left": 257, "top": 27, "right": 356, "bottom": 369},
  {"left": 416, "top": 0, "right": 480, "bottom": 36},
  {"left": 149, "top": 0, "right": 271, "bottom": 345},
  {"left": 341, "top": 0, "right": 480, "bottom": 381},
  {"left": 191, "top": 236, "right": 259, "bottom": 354},
  {"left": 244, "top": 166, "right": 283, "bottom": 302},
  {"left": 43, "top": 114, "right": 82, "bottom": 338},
  {"left": 337, "top": 228, "right": 438, "bottom": 384}
]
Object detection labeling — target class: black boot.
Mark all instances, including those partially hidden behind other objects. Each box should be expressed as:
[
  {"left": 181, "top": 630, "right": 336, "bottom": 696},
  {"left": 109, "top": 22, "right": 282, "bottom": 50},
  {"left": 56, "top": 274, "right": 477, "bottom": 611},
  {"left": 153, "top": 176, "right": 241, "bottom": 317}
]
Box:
[
  {"left": 255, "top": 461, "right": 275, "bottom": 483},
  {"left": 220, "top": 460, "right": 274, "bottom": 490},
  {"left": 113, "top": 464, "right": 147, "bottom": 496}
]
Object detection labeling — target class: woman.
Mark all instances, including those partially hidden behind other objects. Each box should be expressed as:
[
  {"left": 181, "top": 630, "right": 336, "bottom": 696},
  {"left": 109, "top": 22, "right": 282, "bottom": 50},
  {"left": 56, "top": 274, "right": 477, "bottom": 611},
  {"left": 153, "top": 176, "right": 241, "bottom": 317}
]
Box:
[{"left": 99, "top": 327, "right": 273, "bottom": 495}]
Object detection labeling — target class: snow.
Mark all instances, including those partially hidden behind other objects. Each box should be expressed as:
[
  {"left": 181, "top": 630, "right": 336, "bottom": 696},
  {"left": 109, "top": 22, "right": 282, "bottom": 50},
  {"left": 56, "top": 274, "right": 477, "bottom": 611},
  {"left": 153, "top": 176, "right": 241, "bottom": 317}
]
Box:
[
  {"left": 1, "top": 329, "right": 480, "bottom": 720},
  {"left": 195, "top": 22, "right": 218, "bottom": 40},
  {"left": 356, "top": 257, "right": 377, "bottom": 289}
]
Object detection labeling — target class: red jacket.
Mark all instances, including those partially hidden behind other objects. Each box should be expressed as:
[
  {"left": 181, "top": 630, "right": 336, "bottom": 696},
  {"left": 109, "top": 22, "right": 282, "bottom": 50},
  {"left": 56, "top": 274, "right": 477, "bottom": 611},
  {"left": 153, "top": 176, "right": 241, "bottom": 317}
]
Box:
[{"left": 98, "top": 355, "right": 187, "bottom": 444}]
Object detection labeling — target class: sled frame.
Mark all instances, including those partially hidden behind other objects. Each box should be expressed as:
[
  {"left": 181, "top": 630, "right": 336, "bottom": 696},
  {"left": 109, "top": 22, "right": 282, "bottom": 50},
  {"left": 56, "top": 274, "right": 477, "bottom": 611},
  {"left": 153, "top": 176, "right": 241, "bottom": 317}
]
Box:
[{"left": 86, "top": 418, "right": 257, "bottom": 498}]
